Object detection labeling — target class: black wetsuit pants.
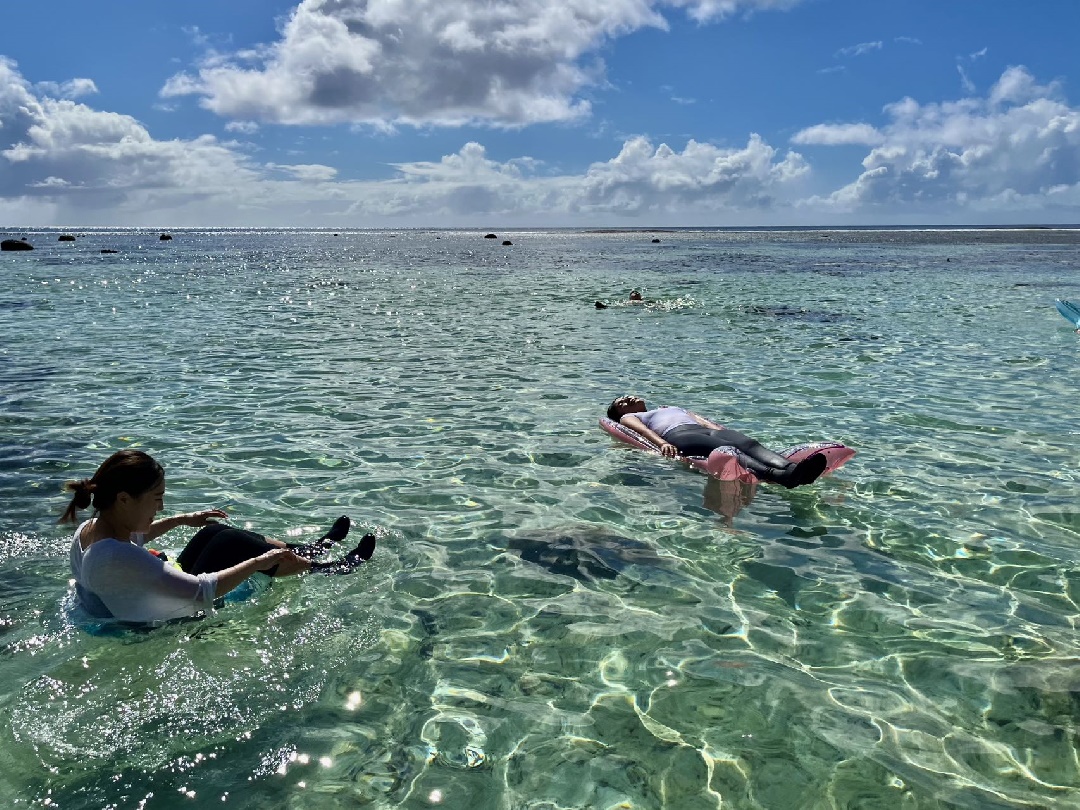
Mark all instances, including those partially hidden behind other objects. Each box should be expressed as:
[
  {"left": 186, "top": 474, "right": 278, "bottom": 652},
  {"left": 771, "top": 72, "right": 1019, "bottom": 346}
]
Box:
[
  {"left": 177, "top": 524, "right": 278, "bottom": 576},
  {"left": 663, "top": 425, "right": 794, "bottom": 481}
]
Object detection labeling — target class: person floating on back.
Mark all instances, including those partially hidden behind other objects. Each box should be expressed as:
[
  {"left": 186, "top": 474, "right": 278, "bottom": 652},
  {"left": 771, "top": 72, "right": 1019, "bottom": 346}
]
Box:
[{"left": 606, "top": 396, "right": 827, "bottom": 488}]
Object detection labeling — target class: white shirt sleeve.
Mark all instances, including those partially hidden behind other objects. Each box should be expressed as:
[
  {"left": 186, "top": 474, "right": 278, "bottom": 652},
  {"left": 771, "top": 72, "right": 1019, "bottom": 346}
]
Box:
[{"left": 81, "top": 540, "right": 219, "bottom": 622}]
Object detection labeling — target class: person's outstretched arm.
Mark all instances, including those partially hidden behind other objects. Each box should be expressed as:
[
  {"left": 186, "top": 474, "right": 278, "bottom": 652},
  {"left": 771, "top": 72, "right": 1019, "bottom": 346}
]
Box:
[
  {"left": 620, "top": 415, "right": 679, "bottom": 457},
  {"left": 92, "top": 543, "right": 299, "bottom": 621},
  {"left": 146, "top": 509, "right": 229, "bottom": 541},
  {"left": 212, "top": 548, "right": 307, "bottom": 595}
]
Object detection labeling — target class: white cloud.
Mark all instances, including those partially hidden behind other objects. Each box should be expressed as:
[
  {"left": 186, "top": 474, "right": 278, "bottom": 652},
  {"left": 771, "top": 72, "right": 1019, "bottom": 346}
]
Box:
[
  {"left": 791, "top": 123, "right": 883, "bottom": 146},
  {"left": 0, "top": 55, "right": 810, "bottom": 225},
  {"left": 160, "top": 0, "right": 806, "bottom": 128},
  {"left": 35, "top": 78, "right": 98, "bottom": 99},
  {"left": 835, "top": 41, "right": 882, "bottom": 59},
  {"left": 267, "top": 163, "right": 339, "bottom": 181},
  {"left": 31, "top": 176, "right": 71, "bottom": 188},
  {"left": 0, "top": 57, "right": 268, "bottom": 223},
  {"left": 669, "top": 0, "right": 803, "bottom": 23},
  {"left": 225, "top": 120, "right": 260, "bottom": 134},
  {"left": 819, "top": 39, "right": 883, "bottom": 77},
  {"left": 0, "top": 52, "right": 812, "bottom": 226},
  {"left": 989, "top": 64, "right": 1059, "bottom": 106},
  {"left": 956, "top": 46, "right": 987, "bottom": 93},
  {"left": 806, "top": 66, "right": 1080, "bottom": 215},
  {"left": 0, "top": 57, "right": 45, "bottom": 150},
  {"left": 392, "top": 142, "right": 531, "bottom": 182},
  {"left": 574, "top": 134, "right": 809, "bottom": 215},
  {"left": 160, "top": 73, "right": 203, "bottom": 97},
  {"left": 5, "top": 53, "right": 1080, "bottom": 226},
  {"left": 957, "top": 64, "right": 976, "bottom": 94},
  {"left": 338, "top": 136, "right": 810, "bottom": 222}
]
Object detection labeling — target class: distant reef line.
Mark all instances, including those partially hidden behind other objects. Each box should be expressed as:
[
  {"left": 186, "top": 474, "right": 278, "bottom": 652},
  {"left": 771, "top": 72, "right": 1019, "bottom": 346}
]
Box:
[{"left": 0, "top": 224, "right": 1078, "bottom": 232}]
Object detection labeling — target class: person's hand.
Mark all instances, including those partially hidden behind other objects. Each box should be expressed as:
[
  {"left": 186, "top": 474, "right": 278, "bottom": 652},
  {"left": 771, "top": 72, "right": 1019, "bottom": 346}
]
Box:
[
  {"left": 659, "top": 443, "right": 679, "bottom": 458},
  {"left": 180, "top": 509, "right": 228, "bottom": 527},
  {"left": 253, "top": 548, "right": 309, "bottom": 575},
  {"left": 252, "top": 548, "right": 291, "bottom": 571}
]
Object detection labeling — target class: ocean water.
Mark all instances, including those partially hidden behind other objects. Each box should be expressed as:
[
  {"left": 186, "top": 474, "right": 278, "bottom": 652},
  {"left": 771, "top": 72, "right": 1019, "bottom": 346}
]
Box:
[{"left": 1, "top": 226, "right": 1080, "bottom": 809}]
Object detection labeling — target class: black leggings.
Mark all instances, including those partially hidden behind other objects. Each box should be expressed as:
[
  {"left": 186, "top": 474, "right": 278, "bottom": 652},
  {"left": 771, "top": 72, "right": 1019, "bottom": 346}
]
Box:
[
  {"left": 663, "top": 425, "right": 794, "bottom": 480},
  {"left": 177, "top": 524, "right": 279, "bottom": 576}
]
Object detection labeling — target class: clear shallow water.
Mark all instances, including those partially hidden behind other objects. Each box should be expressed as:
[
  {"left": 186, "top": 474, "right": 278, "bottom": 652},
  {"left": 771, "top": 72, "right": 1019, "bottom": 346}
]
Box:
[{"left": 2, "top": 227, "right": 1080, "bottom": 808}]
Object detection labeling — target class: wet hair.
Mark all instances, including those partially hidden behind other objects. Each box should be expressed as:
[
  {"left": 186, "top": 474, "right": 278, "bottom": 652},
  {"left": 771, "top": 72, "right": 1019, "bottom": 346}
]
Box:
[
  {"left": 607, "top": 398, "right": 626, "bottom": 421},
  {"left": 58, "top": 449, "right": 164, "bottom": 524}
]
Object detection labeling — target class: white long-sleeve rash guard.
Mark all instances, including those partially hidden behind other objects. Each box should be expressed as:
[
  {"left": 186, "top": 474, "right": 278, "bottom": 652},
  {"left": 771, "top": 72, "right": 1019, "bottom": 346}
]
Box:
[{"left": 69, "top": 521, "right": 219, "bottom": 622}]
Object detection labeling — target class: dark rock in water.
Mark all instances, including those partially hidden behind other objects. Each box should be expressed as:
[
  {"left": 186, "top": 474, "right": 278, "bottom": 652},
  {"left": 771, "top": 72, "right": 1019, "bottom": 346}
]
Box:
[
  {"left": 100, "top": 249, "right": 119, "bottom": 254},
  {"left": 1, "top": 239, "right": 32, "bottom": 251},
  {"left": 503, "top": 527, "right": 664, "bottom": 584},
  {"left": 743, "top": 304, "right": 846, "bottom": 324},
  {"left": 159, "top": 233, "right": 172, "bottom": 241},
  {"left": 484, "top": 233, "right": 497, "bottom": 239},
  {"left": 58, "top": 234, "right": 76, "bottom": 242},
  {"left": 411, "top": 608, "right": 440, "bottom": 659},
  {"left": 651, "top": 238, "right": 661, "bottom": 243},
  {"left": 502, "top": 240, "right": 513, "bottom": 246}
]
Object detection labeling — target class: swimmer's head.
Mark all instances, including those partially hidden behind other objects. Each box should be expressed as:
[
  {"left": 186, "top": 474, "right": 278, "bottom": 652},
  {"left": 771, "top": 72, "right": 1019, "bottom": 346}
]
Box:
[
  {"left": 607, "top": 395, "right": 645, "bottom": 420},
  {"left": 59, "top": 449, "right": 165, "bottom": 524},
  {"left": 629, "top": 290, "right": 643, "bottom": 301}
]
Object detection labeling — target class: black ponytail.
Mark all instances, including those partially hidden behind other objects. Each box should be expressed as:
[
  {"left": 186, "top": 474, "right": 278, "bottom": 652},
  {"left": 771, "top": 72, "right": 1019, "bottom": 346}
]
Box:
[{"left": 58, "top": 450, "right": 164, "bottom": 525}]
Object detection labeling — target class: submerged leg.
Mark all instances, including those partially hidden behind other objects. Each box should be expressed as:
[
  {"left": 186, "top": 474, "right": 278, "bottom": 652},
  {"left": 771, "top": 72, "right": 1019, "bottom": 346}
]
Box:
[
  {"left": 175, "top": 523, "right": 232, "bottom": 571},
  {"left": 730, "top": 452, "right": 790, "bottom": 484},
  {"left": 309, "top": 533, "right": 378, "bottom": 575},
  {"left": 736, "top": 440, "right": 793, "bottom": 471},
  {"left": 287, "top": 515, "right": 351, "bottom": 556},
  {"left": 664, "top": 425, "right": 827, "bottom": 488},
  {"left": 793, "top": 452, "right": 828, "bottom": 486},
  {"left": 726, "top": 436, "right": 826, "bottom": 488},
  {"left": 745, "top": 452, "right": 826, "bottom": 488},
  {"left": 179, "top": 526, "right": 284, "bottom": 576}
]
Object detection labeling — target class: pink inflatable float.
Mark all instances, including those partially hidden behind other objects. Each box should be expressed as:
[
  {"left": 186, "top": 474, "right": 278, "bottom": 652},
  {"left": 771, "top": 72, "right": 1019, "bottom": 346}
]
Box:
[{"left": 599, "top": 416, "right": 855, "bottom": 484}]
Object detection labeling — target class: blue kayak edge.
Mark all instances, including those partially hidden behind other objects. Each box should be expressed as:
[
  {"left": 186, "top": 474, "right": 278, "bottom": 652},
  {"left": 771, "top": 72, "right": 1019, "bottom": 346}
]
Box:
[{"left": 1055, "top": 299, "right": 1080, "bottom": 328}]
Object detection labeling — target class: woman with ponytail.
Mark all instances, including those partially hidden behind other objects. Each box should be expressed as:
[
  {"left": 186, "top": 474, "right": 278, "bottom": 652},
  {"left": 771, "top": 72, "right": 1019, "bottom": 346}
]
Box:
[{"left": 61, "top": 449, "right": 375, "bottom": 623}]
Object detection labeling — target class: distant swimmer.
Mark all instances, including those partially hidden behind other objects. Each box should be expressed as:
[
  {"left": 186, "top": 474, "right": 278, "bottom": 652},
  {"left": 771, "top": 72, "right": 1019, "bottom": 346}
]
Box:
[
  {"left": 605, "top": 396, "right": 827, "bottom": 488},
  {"left": 60, "top": 449, "right": 376, "bottom": 624},
  {"left": 596, "top": 290, "right": 648, "bottom": 309}
]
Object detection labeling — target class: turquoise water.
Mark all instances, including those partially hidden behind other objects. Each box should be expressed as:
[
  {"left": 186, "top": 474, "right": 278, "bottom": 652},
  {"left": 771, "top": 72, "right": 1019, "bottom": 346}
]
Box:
[{"left": 2, "top": 227, "right": 1080, "bottom": 808}]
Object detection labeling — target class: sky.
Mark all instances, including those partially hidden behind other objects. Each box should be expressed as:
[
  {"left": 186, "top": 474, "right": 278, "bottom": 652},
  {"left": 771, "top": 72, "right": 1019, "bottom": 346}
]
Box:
[{"left": 1, "top": 0, "right": 1078, "bottom": 228}]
